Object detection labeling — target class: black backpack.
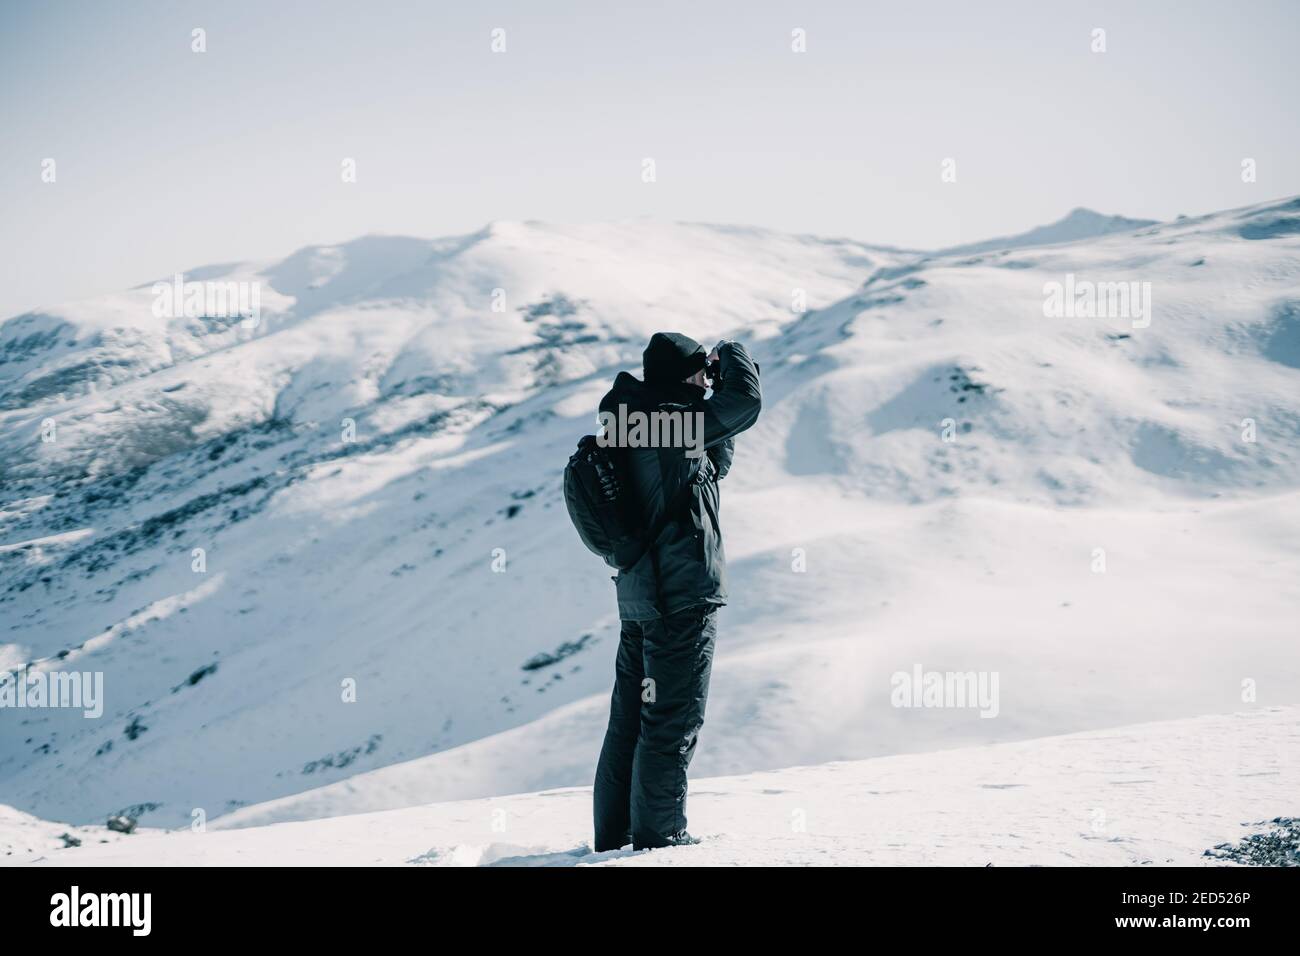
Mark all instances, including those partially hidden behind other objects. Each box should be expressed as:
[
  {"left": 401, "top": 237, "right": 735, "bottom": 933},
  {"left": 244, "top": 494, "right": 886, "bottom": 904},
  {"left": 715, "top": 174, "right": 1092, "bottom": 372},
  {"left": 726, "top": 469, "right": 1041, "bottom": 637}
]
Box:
[{"left": 564, "top": 435, "right": 697, "bottom": 571}]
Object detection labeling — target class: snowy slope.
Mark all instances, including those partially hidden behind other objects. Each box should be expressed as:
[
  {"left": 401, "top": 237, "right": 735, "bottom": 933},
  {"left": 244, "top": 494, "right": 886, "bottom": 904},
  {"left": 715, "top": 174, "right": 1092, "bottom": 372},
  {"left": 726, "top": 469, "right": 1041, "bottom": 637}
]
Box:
[
  {"left": 0, "top": 802, "right": 133, "bottom": 862},
  {"left": 2, "top": 199, "right": 1299, "bottom": 831},
  {"left": 10, "top": 709, "right": 1296, "bottom": 867}
]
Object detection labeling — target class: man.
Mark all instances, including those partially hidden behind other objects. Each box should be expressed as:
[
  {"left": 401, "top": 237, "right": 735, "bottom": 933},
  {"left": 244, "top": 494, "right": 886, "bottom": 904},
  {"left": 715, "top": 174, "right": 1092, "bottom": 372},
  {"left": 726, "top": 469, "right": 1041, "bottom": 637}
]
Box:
[{"left": 593, "top": 332, "right": 762, "bottom": 851}]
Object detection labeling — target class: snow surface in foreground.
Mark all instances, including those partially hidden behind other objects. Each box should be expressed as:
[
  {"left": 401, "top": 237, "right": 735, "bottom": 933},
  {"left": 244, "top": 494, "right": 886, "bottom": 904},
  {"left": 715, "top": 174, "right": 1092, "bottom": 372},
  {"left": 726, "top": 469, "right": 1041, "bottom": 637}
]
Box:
[{"left": 9, "top": 708, "right": 1294, "bottom": 867}]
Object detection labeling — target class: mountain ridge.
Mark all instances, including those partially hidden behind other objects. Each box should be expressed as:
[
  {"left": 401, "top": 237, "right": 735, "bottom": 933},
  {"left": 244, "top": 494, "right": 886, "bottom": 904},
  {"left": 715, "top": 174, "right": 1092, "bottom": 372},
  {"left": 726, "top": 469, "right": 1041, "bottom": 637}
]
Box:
[{"left": 936, "top": 206, "right": 1160, "bottom": 257}]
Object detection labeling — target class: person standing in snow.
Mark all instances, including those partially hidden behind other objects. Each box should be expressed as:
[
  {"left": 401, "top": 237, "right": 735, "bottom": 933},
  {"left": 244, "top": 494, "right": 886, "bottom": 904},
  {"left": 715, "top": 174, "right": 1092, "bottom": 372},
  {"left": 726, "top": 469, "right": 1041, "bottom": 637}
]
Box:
[{"left": 593, "top": 333, "right": 762, "bottom": 850}]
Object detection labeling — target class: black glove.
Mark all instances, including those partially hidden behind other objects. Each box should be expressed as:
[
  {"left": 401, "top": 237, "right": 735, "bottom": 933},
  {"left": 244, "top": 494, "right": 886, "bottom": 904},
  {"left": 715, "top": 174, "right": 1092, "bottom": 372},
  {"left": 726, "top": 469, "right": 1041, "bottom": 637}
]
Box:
[{"left": 706, "top": 341, "right": 757, "bottom": 391}]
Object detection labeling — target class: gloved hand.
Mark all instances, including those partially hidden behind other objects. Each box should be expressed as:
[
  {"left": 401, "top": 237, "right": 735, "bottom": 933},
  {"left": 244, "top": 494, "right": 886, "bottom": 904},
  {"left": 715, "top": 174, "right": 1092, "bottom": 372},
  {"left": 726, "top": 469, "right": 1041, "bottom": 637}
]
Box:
[{"left": 705, "top": 342, "right": 726, "bottom": 389}]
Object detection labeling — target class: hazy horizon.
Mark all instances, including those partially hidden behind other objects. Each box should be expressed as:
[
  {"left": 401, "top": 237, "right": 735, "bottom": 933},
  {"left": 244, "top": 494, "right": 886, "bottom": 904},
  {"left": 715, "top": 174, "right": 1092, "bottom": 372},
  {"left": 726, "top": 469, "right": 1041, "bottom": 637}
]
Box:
[{"left": 3, "top": 0, "right": 1298, "bottom": 317}]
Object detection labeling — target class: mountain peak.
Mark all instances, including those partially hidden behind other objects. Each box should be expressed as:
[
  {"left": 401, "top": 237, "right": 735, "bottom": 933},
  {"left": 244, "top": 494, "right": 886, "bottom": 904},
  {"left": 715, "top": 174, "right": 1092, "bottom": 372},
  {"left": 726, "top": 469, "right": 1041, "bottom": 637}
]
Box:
[
  {"left": 1061, "top": 206, "right": 1106, "bottom": 220},
  {"left": 938, "top": 207, "right": 1158, "bottom": 257}
]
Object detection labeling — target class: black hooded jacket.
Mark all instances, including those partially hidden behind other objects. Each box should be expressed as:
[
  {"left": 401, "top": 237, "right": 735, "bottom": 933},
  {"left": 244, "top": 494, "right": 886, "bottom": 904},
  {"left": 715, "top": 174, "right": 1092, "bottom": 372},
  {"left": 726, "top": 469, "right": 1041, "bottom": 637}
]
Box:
[{"left": 597, "top": 340, "right": 762, "bottom": 620}]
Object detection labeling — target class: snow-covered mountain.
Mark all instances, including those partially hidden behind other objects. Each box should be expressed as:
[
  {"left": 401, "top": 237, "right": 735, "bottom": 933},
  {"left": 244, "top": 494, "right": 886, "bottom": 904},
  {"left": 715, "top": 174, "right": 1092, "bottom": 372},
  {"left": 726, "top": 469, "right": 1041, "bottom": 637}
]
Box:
[
  {"left": 2, "top": 199, "right": 1298, "bottom": 833},
  {"left": 938, "top": 207, "right": 1159, "bottom": 256}
]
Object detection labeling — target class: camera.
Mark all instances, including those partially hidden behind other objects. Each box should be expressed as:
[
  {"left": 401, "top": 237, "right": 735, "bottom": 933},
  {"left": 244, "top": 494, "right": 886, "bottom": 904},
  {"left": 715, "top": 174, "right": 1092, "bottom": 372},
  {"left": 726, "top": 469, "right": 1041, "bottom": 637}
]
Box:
[{"left": 706, "top": 358, "right": 758, "bottom": 390}]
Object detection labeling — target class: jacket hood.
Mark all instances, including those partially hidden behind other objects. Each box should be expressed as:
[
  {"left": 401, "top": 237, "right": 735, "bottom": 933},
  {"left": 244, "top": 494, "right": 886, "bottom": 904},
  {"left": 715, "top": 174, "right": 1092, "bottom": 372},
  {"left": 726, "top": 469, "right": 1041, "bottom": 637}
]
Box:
[
  {"left": 642, "top": 332, "right": 707, "bottom": 385},
  {"left": 600, "top": 371, "right": 704, "bottom": 416}
]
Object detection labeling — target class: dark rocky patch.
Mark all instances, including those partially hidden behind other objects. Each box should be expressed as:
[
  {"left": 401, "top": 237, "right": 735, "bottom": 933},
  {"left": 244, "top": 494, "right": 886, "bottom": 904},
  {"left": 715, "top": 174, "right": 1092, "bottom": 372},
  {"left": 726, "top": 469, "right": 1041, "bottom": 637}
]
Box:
[
  {"left": 106, "top": 814, "right": 137, "bottom": 834},
  {"left": 172, "top": 662, "right": 218, "bottom": 693},
  {"left": 302, "top": 734, "right": 383, "bottom": 774},
  {"left": 522, "top": 634, "right": 593, "bottom": 671},
  {"left": 521, "top": 294, "right": 581, "bottom": 322},
  {"left": 1204, "top": 817, "right": 1300, "bottom": 866}
]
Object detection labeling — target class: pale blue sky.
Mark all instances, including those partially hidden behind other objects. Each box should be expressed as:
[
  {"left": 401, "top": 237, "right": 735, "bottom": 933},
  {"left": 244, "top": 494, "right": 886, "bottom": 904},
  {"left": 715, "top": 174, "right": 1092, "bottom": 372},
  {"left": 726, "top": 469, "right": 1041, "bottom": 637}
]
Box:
[{"left": 2, "top": 0, "right": 1297, "bottom": 317}]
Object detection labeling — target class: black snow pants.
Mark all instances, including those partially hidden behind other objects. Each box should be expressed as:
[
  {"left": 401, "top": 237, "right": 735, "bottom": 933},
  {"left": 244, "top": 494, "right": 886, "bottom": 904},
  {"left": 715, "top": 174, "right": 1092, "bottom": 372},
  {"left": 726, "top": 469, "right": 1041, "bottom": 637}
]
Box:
[{"left": 592, "top": 603, "right": 718, "bottom": 851}]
